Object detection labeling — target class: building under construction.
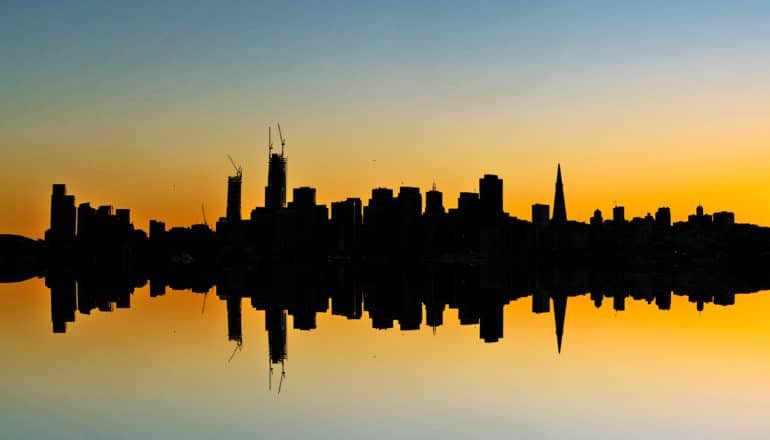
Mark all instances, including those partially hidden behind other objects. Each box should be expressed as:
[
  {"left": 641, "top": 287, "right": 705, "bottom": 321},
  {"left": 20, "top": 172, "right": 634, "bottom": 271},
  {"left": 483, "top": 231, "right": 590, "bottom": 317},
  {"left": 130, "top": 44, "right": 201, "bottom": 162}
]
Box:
[
  {"left": 265, "top": 125, "right": 287, "bottom": 210},
  {"left": 226, "top": 155, "right": 242, "bottom": 222}
]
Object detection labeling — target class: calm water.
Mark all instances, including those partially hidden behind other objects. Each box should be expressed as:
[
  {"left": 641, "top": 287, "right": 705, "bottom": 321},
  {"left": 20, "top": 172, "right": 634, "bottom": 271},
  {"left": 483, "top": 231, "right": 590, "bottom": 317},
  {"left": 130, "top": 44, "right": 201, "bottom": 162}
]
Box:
[{"left": 2, "top": 276, "right": 770, "bottom": 439}]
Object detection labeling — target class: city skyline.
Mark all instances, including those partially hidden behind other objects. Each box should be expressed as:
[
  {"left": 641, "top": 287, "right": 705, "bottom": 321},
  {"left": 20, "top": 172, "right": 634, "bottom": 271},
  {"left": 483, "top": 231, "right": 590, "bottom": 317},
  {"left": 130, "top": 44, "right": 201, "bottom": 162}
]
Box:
[
  {"left": 2, "top": 135, "right": 767, "bottom": 239},
  {"left": 25, "top": 154, "right": 750, "bottom": 240},
  {"left": 4, "top": 2, "right": 770, "bottom": 238},
  {"left": 5, "top": 3, "right": 770, "bottom": 439}
]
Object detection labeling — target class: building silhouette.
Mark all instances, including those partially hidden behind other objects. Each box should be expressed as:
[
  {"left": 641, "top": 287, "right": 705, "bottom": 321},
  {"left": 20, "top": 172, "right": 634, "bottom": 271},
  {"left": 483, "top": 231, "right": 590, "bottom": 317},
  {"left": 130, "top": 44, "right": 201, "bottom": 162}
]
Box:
[
  {"left": 425, "top": 184, "right": 445, "bottom": 216},
  {"left": 27, "top": 143, "right": 770, "bottom": 359},
  {"left": 613, "top": 206, "right": 625, "bottom": 224},
  {"left": 552, "top": 165, "right": 567, "bottom": 224},
  {"left": 265, "top": 127, "right": 287, "bottom": 210},
  {"left": 227, "top": 174, "right": 242, "bottom": 222},
  {"left": 532, "top": 204, "right": 550, "bottom": 227},
  {"left": 46, "top": 184, "right": 75, "bottom": 245},
  {"left": 479, "top": 174, "right": 503, "bottom": 221}
]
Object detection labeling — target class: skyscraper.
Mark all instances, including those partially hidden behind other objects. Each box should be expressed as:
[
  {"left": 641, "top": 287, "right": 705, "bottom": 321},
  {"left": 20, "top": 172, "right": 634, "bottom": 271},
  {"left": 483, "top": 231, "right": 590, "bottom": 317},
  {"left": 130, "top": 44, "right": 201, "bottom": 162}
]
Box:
[
  {"left": 479, "top": 174, "right": 503, "bottom": 218},
  {"left": 425, "top": 185, "right": 445, "bottom": 215},
  {"left": 531, "top": 203, "right": 550, "bottom": 227},
  {"left": 265, "top": 126, "right": 287, "bottom": 210},
  {"left": 551, "top": 164, "right": 567, "bottom": 224},
  {"left": 227, "top": 174, "right": 242, "bottom": 222},
  {"left": 613, "top": 206, "right": 625, "bottom": 224},
  {"left": 265, "top": 152, "right": 287, "bottom": 210},
  {"left": 47, "top": 184, "right": 76, "bottom": 244}
]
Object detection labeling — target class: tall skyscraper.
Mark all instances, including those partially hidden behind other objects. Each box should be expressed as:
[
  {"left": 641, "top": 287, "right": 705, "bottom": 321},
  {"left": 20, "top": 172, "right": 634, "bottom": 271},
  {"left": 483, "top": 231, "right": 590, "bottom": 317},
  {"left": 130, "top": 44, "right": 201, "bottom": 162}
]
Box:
[
  {"left": 265, "top": 126, "right": 287, "bottom": 210},
  {"left": 227, "top": 174, "right": 242, "bottom": 222},
  {"left": 479, "top": 174, "right": 503, "bottom": 218},
  {"left": 425, "top": 184, "right": 445, "bottom": 215},
  {"left": 397, "top": 186, "right": 422, "bottom": 219},
  {"left": 613, "top": 206, "right": 625, "bottom": 224},
  {"left": 265, "top": 152, "right": 287, "bottom": 210},
  {"left": 47, "top": 184, "right": 76, "bottom": 244},
  {"left": 551, "top": 164, "right": 567, "bottom": 224}
]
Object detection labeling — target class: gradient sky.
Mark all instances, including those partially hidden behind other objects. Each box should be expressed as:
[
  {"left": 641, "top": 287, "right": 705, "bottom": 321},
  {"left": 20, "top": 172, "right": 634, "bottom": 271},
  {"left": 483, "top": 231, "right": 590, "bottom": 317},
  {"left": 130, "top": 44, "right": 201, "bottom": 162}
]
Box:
[{"left": 3, "top": 1, "right": 770, "bottom": 237}]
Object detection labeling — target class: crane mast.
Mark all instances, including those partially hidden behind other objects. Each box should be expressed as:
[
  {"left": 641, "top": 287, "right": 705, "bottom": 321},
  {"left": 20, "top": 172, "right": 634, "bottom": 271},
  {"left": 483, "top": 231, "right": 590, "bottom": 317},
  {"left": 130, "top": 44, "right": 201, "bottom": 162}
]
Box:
[
  {"left": 277, "top": 123, "right": 286, "bottom": 156},
  {"left": 227, "top": 154, "right": 242, "bottom": 178}
]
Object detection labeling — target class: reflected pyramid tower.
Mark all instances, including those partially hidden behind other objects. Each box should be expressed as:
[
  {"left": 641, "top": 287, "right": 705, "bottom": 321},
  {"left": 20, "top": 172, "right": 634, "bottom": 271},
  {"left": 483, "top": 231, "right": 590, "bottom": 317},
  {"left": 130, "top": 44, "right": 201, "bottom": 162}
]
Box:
[{"left": 552, "top": 294, "right": 567, "bottom": 354}]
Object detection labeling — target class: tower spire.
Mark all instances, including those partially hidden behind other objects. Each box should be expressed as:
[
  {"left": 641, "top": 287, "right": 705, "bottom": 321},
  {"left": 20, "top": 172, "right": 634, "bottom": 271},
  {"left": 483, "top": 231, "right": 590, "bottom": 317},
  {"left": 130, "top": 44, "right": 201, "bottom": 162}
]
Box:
[
  {"left": 552, "top": 294, "right": 567, "bottom": 354},
  {"left": 552, "top": 163, "right": 567, "bottom": 224}
]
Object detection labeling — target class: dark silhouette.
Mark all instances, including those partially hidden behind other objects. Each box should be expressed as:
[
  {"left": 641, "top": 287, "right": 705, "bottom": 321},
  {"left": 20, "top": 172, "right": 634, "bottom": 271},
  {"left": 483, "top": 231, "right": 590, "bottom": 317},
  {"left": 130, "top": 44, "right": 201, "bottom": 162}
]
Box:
[
  {"left": 551, "top": 164, "right": 567, "bottom": 224},
  {"left": 265, "top": 126, "right": 287, "bottom": 211},
  {"left": 4, "top": 133, "right": 770, "bottom": 359},
  {"left": 36, "top": 257, "right": 770, "bottom": 355}
]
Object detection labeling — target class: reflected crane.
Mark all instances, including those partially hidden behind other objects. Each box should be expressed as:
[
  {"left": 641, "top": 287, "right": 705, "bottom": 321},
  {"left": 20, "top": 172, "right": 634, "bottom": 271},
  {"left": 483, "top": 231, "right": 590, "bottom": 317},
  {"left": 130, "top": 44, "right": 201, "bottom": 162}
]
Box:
[
  {"left": 267, "top": 357, "right": 287, "bottom": 395},
  {"left": 278, "top": 360, "right": 286, "bottom": 395},
  {"left": 227, "top": 340, "right": 242, "bottom": 363},
  {"left": 268, "top": 355, "right": 274, "bottom": 391}
]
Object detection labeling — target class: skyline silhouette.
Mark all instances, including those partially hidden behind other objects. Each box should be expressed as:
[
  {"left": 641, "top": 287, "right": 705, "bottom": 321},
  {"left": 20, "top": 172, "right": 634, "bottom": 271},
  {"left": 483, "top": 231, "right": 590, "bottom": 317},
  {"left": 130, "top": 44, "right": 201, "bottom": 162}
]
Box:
[
  {"left": 5, "top": 3, "right": 770, "bottom": 438},
  {"left": 3, "top": 151, "right": 768, "bottom": 358},
  {"left": 4, "top": 142, "right": 770, "bottom": 294},
  {"left": 43, "top": 260, "right": 766, "bottom": 355}
]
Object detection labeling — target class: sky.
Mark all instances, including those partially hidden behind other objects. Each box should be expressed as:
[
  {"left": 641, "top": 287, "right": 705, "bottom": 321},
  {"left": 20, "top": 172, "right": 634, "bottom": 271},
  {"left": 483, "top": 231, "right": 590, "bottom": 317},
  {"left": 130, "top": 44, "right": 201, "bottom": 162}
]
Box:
[{"left": 2, "top": 1, "right": 770, "bottom": 238}]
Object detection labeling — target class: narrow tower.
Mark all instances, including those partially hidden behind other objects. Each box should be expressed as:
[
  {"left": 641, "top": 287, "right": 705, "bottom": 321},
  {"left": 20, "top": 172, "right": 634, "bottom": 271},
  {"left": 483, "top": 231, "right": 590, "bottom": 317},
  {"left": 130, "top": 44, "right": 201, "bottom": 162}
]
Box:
[{"left": 551, "top": 164, "right": 567, "bottom": 224}]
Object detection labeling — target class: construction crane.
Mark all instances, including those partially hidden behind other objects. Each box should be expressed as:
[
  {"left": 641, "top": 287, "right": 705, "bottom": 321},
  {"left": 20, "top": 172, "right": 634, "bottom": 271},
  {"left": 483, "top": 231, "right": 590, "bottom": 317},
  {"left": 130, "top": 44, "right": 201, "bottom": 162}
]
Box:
[
  {"left": 268, "top": 126, "right": 273, "bottom": 157},
  {"left": 227, "top": 154, "right": 242, "bottom": 178},
  {"left": 277, "top": 123, "right": 286, "bottom": 156},
  {"left": 201, "top": 204, "right": 208, "bottom": 227}
]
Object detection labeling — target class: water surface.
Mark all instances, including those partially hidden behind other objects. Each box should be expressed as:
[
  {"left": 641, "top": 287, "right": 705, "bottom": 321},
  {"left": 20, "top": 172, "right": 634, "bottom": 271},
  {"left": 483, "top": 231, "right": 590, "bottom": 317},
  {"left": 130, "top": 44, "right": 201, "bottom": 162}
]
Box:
[{"left": 1, "top": 277, "right": 769, "bottom": 439}]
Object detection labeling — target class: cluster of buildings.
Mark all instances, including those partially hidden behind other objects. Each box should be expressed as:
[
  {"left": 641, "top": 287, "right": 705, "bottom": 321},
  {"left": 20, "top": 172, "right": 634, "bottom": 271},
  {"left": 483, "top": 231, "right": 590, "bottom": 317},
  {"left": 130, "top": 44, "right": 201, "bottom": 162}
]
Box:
[
  {"left": 44, "top": 130, "right": 770, "bottom": 272},
  {"left": 44, "top": 258, "right": 768, "bottom": 363},
  {"left": 28, "top": 133, "right": 770, "bottom": 374}
]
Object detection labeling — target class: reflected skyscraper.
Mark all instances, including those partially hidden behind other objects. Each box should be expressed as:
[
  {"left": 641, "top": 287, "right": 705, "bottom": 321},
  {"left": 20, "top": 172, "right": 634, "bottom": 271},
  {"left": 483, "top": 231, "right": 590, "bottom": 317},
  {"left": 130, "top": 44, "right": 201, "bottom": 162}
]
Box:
[
  {"left": 266, "top": 308, "right": 288, "bottom": 365},
  {"left": 552, "top": 294, "right": 567, "bottom": 353},
  {"left": 226, "top": 296, "right": 243, "bottom": 344}
]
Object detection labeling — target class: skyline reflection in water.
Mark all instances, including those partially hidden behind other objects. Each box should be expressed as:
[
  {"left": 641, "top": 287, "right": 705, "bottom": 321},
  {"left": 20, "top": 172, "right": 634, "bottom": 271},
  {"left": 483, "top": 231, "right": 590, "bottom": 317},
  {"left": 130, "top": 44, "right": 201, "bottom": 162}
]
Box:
[{"left": 2, "top": 265, "right": 770, "bottom": 439}]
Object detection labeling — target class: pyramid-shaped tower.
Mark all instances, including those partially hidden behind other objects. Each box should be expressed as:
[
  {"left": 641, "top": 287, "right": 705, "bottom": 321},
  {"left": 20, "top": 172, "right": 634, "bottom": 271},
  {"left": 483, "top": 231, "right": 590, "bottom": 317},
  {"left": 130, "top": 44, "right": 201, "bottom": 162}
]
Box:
[{"left": 552, "top": 164, "right": 567, "bottom": 224}]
